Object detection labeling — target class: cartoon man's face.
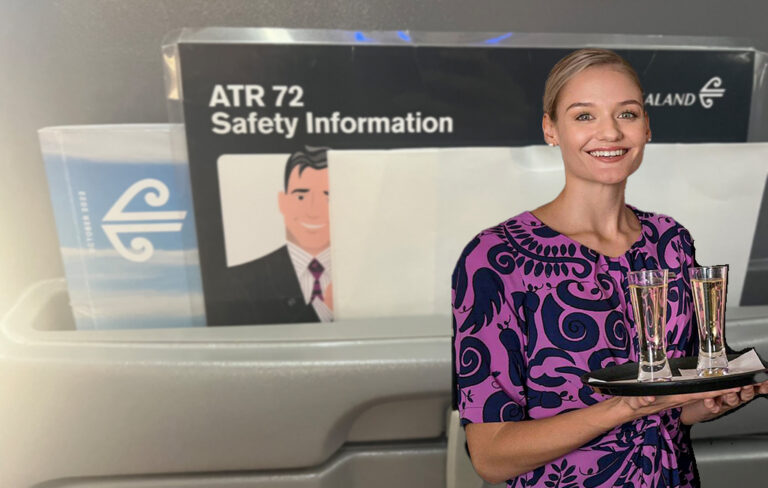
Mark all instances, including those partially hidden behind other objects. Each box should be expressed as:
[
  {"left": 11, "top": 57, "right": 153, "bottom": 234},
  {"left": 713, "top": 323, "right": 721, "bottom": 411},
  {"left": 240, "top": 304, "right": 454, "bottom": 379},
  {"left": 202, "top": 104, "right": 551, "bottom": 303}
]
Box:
[{"left": 277, "top": 166, "right": 330, "bottom": 255}]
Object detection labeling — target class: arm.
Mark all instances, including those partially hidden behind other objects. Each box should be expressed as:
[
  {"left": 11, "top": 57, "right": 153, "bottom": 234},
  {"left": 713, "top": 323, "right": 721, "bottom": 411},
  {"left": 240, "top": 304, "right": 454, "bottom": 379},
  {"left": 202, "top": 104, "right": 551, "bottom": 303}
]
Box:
[
  {"left": 468, "top": 390, "right": 739, "bottom": 484},
  {"left": 452, "top": 231, "right": 738, "bottom": 484}
]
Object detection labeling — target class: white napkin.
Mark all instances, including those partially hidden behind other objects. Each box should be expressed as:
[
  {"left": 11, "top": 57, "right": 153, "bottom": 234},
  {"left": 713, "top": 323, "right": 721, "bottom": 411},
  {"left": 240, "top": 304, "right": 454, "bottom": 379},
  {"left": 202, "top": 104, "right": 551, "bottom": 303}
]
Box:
[
  {"left": 589, "top": 350, "right": 765, "bottom": 384},
  {"left": 678, "top": 349, "right": 765, "bottom": 377}
]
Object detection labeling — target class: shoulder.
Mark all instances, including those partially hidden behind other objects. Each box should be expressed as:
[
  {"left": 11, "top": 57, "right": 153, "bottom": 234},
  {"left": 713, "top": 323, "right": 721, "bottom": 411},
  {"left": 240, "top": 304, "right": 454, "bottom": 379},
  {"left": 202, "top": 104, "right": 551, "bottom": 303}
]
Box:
[
  {"left": 454, "top": 212, "right": 532, "bottom": 268},
  {"left": 631, "top": 205, "right": 693, "bottom": 238},
  {"left": 230, "top": 245, "right": 291, "bottom": 275},
  {"left": 451, "top": 213, "right": 533, "bottom": 303},
  {"left": 630, "top": 206, "right": 695, "bottom": 262}
]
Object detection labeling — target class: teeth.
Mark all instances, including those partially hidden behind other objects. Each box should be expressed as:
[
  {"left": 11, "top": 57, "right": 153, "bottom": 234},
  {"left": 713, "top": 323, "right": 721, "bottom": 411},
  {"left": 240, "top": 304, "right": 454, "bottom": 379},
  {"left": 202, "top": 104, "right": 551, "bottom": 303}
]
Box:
[
  {"left": 301, "top": 223, "right": 326, "bottom": 229},
  {"left": 590, "top": 149, "right": 627, "bottom": 157}
]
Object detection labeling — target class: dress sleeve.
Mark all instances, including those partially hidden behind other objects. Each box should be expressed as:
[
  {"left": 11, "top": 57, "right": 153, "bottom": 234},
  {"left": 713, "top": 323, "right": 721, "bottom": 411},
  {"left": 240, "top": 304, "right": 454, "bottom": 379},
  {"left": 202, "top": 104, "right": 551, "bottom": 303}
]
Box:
[{"left": 452, "top": 232, "right": 528, "bottom": 426}]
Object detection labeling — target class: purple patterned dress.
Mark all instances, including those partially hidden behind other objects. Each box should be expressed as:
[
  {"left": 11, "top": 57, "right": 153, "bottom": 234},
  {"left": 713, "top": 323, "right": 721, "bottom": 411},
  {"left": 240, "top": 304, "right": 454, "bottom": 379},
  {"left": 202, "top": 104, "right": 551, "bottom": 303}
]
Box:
[{"left": 452, "top": 206, "right": 698, "bottom": 488}]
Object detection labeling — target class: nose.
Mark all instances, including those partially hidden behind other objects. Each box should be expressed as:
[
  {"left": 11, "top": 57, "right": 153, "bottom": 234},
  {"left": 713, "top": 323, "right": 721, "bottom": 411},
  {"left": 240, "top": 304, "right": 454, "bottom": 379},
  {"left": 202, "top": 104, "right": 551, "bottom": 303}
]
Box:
[
  {"left": 597, "top": 117, "right": 622, "bottom": 141},
  {"left": 305, "top": 192, "right": 325, "bottom": 217}
]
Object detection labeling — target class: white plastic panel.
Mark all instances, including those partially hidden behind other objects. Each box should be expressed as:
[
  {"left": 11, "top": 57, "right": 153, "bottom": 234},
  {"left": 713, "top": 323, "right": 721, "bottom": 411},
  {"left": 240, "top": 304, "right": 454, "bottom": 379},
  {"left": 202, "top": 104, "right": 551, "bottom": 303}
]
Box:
[{"left": 330, "top": 144, "right": 768, "bottom": 319}]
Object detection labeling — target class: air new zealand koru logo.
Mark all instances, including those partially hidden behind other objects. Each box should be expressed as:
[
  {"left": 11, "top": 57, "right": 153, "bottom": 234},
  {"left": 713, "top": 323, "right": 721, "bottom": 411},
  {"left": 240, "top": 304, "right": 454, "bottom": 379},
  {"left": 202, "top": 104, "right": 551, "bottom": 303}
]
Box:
[
  {"left": 698, "top": 76, "right": 725, "bottom": 109},
  {"left": 644, "top": 76, "right": 726, "bottom": 109},
  {"left": 102, "top": 178, "right": 187, "bottom": 262}
]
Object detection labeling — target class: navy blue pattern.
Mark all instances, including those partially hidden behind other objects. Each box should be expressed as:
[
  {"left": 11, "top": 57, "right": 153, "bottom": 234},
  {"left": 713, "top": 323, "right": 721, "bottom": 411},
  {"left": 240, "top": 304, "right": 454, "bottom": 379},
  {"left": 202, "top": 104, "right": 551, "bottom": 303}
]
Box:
[{"left": 453, "top": 206, "right": 698, "bottom": 487}]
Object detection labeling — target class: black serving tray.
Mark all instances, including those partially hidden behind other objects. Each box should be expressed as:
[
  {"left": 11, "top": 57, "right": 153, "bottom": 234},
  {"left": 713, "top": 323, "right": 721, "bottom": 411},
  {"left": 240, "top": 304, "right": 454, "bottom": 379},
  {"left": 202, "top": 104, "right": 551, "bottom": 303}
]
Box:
[{"left": 581, "top": 351, "right": 768, "bottom": 396}]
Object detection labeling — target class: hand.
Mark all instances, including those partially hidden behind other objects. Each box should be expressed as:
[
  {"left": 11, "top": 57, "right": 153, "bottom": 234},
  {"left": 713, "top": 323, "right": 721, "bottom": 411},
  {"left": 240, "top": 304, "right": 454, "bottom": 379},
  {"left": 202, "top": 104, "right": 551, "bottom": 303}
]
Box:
[
  {"left": 681, "top": 380, "right": 768, "bottom": 425},
  {"left": 323, "top": 282, "right": 333, "bottom": 311},
  {"left": 614, "top": 387, "right": 741, "bottom": 424}
]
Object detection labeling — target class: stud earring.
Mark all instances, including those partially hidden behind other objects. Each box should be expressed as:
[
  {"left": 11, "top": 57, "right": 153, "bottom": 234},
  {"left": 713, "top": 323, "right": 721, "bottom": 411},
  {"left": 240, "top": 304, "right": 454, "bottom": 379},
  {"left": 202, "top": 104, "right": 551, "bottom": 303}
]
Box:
[{"left": 647, "top": 135, "right": 652, "bottom": 143}]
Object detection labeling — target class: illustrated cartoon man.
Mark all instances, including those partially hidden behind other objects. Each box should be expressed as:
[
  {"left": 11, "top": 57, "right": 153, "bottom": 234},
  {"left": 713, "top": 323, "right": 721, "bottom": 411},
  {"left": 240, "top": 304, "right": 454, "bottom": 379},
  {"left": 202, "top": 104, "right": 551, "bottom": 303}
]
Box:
[
  {"left": 215, "top": 146, "right": 332, "bottom": 325},
  {"left": 275, "top": 146, "right": 333, "bottom": 321}
]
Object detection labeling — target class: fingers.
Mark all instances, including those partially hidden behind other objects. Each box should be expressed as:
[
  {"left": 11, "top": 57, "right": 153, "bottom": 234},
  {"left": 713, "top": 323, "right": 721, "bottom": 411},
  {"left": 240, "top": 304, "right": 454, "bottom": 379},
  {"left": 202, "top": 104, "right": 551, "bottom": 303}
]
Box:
[
  {"left": 705, "top": 386, "right": 753, "bottom": 416},
  {"left": 621, "top": 396, "right": 657, "bottom": 413},
  {"left": 723, "top": 392, "right": 741, "bottom": 407},
  {"left": 642, "top": 396, "right": 657, "bottom": 407},
  {"left": 703, "top": 398, "right": 719, "bottom": 414},
  {"left": 627, "top": 383, "right": 764, "bottom": 423},
  {"left": 672, "top": 388, "right": 739, "bottom": 405},
  {"left": 711, "top": 387, "right": 741, "bottom": 397},
  {"left": 627, "top": 384, "right": 756, "bottom": 416},
  {"left": 626, "top": 396, "right": 656, "bottom": 408},
  {"left": 739, "top": 386, "right": 756, "bottom": 404},
  {"left": 708, "top": 387, "right": 750, "bottom": 415},
  {"left": 689, "top": 388, "right": 738, "bottom": 400}
]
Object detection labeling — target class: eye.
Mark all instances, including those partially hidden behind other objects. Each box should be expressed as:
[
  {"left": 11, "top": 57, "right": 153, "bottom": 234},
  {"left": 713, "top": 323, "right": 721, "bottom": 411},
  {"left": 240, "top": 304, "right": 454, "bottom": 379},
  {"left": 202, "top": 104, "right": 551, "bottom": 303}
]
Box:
[
  {"left": 618, "top": 111, "right": 639, "bottom": 119},
  {"left": 575, "top": 112, "right": 593, "bottom": 121},
  {"left": 297, "top": 195, "right": 304, "bottom": 201}
]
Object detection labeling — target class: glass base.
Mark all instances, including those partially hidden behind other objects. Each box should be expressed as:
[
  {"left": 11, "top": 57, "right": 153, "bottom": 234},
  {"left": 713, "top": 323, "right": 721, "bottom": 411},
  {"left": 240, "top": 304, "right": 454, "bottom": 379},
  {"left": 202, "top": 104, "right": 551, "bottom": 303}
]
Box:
[
  {"left": 638, "top": 360, "right": 673, "bottom": 382},
  {"left": 697, "top": 349, "right": 729, "bottom": 376},
  {"left": 698, "top": 367, "right": 728, "bottom": 377}
]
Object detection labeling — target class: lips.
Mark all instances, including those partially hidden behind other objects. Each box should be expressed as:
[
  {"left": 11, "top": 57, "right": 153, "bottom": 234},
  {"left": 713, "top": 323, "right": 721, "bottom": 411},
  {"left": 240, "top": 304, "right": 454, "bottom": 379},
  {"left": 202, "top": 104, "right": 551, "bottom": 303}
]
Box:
[
  {"left": 587, "top": 147, "right": 629, "bottom": 162},
  {"left": 300, "top": 222, "right": 326, "bottom": 230}
]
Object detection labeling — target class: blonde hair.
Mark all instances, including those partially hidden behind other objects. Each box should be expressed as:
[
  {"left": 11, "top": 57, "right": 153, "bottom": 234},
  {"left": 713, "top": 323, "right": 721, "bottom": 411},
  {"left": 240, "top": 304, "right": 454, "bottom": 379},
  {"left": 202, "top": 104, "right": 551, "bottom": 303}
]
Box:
[{"left": 543, "top": 48, "right": 643, "bottom": 121}]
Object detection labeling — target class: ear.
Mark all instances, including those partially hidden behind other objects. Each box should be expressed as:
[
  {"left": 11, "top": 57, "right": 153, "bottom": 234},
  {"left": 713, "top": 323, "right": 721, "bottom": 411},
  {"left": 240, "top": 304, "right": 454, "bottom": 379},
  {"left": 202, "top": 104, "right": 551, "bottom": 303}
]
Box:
[
  {"left": 542, "top": 113, "right": 558, "bottom": 146},
  {"left": 644, "top": 112, "right": 652, "bottom": 142},
  {"left": 277, "top": 191, "right": 287, "bottom": 215}
]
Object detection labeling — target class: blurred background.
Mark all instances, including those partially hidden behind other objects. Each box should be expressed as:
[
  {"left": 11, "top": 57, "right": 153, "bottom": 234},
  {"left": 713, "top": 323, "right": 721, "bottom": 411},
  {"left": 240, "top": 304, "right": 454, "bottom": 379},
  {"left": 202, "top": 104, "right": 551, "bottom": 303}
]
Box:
[
  {"left": 3, "top": 0, "right": 768, "bottom": 318},
  {"left": 3, "top": 2, "right": 768, "bottom": 487}
]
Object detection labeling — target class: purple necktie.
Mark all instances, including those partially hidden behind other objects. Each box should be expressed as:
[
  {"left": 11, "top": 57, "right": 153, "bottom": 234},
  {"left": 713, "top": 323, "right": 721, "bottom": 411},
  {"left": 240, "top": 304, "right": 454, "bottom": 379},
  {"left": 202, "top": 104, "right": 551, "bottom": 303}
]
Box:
[{"left": 308, "top": 259, "right": 324, "bottom": 303}]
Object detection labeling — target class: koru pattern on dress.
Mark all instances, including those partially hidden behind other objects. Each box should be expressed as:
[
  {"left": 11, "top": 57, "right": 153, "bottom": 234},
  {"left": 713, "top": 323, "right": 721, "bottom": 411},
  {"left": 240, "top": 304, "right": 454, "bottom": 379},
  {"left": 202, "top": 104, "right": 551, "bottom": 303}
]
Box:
[{"left": 452, "top": 206, "right": 699, "bottom": 488}]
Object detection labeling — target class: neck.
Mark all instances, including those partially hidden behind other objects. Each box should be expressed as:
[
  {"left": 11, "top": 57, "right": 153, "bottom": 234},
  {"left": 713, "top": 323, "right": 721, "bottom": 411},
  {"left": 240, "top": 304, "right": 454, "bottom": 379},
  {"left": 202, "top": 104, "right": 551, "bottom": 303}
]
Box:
[
  {"left": 286, "top": 235, "right": 327, "bottom": 257},
  {"left": 542, "top": 175, "right": 633, "bottom": 237}
]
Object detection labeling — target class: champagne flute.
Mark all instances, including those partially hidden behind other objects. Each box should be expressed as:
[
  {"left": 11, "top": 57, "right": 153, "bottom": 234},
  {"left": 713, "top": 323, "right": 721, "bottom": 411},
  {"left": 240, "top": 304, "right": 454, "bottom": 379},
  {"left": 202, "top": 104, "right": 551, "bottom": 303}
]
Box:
[
  {"left": 628, "top": 269, "right": 672, "bottom": 382},
  {"left": 691, "top": 265, "right": 729, "bottom": 377}
]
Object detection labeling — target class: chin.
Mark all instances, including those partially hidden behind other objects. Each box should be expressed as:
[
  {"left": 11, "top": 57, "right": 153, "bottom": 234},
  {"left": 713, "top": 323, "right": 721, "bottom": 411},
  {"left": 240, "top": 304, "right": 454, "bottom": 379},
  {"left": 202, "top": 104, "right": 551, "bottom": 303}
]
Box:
[
  {"left": 590, "top": 165, "right": 638, "bottom": 184},
  {"left": 298, "top": 237, "right": 330, "bottom": 250},
  {"left": 597, "top": 174, "right": 632, "bottom": 185},
  {"left": 573, "top": 170, "right": 629, "bottom": 186}
]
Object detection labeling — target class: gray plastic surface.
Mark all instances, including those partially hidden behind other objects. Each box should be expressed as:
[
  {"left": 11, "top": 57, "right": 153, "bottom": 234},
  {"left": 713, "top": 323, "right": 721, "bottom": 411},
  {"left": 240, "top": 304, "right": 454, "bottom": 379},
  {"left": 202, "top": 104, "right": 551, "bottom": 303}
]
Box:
[
  {"left": 695, "top": 436, "right": 768, "bottom": 487},
  {"left": 33, "top": 442, "right": 445, "bottom": 488},
  {"left": 0, "top": 279, "right": 451, "bottom": 488},
  {"left": 5, "top": 280, "right": 768, "bottom": 487},
  {"left": 445, "top": 409, "right": 484, "bottom": 488}
]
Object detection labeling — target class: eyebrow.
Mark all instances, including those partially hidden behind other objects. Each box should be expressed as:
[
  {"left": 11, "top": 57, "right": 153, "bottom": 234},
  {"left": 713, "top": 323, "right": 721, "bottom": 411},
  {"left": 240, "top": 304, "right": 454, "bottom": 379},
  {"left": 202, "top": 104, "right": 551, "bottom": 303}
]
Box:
[
  {"left": 290, "top": 188, "right": 310, "bottom": 194},
  {"left": 565, "top": 99, "right": 643, "bottom": 111}
]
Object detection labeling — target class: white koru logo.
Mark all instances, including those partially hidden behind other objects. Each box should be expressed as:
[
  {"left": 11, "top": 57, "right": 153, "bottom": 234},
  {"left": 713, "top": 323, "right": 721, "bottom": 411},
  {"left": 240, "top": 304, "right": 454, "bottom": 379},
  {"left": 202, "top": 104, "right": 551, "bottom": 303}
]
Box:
[
  {"left": 699, "top": 76, "right": 725, "bottom": 109},
  {"left": 102, "top": 178, "right": 187, "bottom": 262}
]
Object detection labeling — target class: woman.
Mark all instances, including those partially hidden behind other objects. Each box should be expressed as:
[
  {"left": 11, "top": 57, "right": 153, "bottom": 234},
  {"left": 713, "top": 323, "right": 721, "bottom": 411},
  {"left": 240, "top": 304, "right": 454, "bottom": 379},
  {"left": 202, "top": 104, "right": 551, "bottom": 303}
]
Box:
[{"left": 452, "top": 48, "right": 768, "bottom": 487}]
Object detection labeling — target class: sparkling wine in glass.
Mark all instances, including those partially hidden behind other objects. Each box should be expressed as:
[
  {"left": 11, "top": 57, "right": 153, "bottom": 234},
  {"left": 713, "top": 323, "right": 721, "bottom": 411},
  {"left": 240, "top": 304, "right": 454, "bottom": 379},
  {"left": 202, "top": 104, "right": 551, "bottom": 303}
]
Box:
[
  {"left": 691, "top": 265, "right": 729, "bottom": 377},
  {"left": 628, "top": 269, "right": 672, "bottom": 382}
]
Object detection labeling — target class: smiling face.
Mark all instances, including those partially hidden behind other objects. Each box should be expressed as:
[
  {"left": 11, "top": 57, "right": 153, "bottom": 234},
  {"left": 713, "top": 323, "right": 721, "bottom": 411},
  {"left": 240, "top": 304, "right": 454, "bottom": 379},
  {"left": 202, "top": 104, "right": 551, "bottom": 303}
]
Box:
[
  {"left": 543, "top": 65, "right": 651, "bottom": 187},
  {"left": 277, "top": 166, "right": 330, "bottom": 255}
]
